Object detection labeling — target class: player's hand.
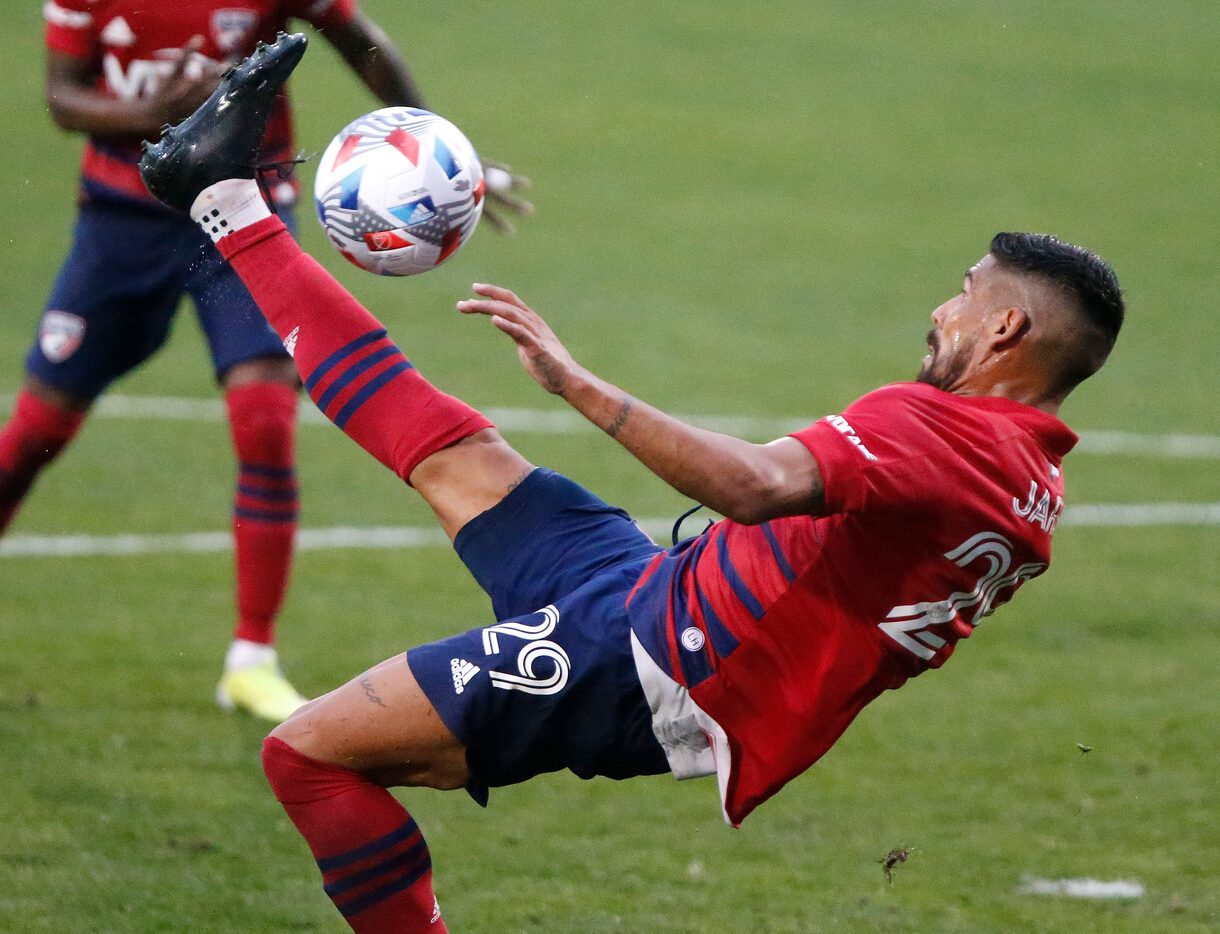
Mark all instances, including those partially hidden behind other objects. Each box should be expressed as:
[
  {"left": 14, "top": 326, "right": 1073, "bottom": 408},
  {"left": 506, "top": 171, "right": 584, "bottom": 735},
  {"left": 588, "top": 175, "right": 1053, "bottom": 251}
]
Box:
[
  {"left": 147, "top": 37, "right": 225, "bottom": 130},
  {"left": 457, "top": 284, "right": 578, "bottom": 394},
  {"left": 480, "top": 161, "right": 533, "bottom": 235}
]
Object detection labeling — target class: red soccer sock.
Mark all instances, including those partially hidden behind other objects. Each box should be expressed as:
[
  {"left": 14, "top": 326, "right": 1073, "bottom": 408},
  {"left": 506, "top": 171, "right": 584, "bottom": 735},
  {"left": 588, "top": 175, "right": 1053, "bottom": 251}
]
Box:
[
  {"left": 262, "top": 737, "right": 447, "bottom": 933},
  {"left": 226, "top": 381, "right": 299, "bottom": 645},
  {"left": 217, "top": 217, "right": 492, "bottom": 482},
  {"left": 0, "top": 390, "right": 85, "bottom": 533}
]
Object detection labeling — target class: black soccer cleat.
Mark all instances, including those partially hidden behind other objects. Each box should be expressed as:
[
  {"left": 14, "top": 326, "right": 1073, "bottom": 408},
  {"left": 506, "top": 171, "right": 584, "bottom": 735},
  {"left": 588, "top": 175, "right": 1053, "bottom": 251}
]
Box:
[{"left": 139, "top": 32, "right": 308, "bottom": 212}]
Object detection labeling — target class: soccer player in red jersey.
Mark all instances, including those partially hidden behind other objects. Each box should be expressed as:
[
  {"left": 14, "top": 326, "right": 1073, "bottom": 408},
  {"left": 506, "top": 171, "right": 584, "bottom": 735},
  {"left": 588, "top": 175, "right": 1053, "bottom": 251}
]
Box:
[
  {"left": 142, "top": 36, "right": 1124, "bottom": 932},
  {"left": 0, "top": 2, "right": 530, "bottom": 721}
]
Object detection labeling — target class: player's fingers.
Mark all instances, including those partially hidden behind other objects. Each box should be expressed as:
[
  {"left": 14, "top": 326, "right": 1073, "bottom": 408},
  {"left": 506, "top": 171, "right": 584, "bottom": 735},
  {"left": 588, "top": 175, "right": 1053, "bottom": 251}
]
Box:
[
  {"left": 489, "top": 314, "right": 534, "bottom": 346},
  {"left": 470, "top": 283, "right": 530, "bottom": 310},
  {"left": 484, "top": 163, "right": 533, "bottom": 193},
  {"left": 456, "top": 298, "right": 532, "bottom": 327},
  {"left": 169, "top": 35, "right": 204, "bottom": 78},
  {"left": 488, "top": 190, "right": 535, "bottom": 217},
  {"left": 481, "top": 206, "right": 516, "bottom": 236}
]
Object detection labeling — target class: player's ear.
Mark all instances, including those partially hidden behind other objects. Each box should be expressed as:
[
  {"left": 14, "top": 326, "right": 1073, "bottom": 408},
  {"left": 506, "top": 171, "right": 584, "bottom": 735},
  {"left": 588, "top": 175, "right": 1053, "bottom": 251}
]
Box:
[{"left": 988, "top": 305, "right": 1029, "bottom": 351}]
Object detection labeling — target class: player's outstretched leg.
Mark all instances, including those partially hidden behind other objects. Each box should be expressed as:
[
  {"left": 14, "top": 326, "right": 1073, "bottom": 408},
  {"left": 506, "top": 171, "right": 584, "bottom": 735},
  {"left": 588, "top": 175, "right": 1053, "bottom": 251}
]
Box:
[
  {"left": 140, "top": 32, "right": 309, "bottom": 213},
  {"left": 139, "top": 32, "right": 532, "bottom": 538}
]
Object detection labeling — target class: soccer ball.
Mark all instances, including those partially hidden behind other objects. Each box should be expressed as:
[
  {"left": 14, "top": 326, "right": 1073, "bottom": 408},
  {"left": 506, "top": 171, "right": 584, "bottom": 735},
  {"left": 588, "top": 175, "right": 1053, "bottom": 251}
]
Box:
[{"left": 313, "top": 107, "right": 485, "bottom": 276}]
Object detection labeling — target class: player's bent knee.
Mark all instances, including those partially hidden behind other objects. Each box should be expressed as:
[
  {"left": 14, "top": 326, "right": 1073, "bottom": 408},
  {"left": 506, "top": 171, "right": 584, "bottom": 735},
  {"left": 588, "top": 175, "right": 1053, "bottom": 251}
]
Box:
[{"left": 409, "top": 428, "right": 534, "bottom": 536}]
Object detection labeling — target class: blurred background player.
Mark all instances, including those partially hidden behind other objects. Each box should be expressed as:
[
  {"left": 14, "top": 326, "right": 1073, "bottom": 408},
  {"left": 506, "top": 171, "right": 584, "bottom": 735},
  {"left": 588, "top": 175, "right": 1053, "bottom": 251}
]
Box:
[{"left": 0, "top": 1, "right": 531, "bottom": 722}]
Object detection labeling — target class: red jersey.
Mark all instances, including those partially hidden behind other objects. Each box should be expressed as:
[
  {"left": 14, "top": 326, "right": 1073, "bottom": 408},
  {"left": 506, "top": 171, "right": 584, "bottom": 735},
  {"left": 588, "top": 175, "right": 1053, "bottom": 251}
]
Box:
[
  {"left": 627, "top": 382, "right": 1076, "bottom": 825},
  {"left": 44, "top": 0, "right": 356, "bottom": 204}
]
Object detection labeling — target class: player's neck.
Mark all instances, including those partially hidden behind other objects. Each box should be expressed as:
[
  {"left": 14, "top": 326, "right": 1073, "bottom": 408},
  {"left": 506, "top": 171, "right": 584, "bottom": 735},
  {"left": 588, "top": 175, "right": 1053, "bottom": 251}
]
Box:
[{"left": 954, "top": 374, "right": 1062, "bottom": 416}]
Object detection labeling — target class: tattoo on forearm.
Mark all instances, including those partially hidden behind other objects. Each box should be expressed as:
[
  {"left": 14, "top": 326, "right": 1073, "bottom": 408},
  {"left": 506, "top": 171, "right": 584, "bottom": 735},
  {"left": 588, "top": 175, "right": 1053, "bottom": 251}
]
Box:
[
  {"left": 535, "top": 356, "right": 567, "bottom": 394},
  {"left": 359, "top": 676, "right": 387, "bottom": 707},
  {"left": 605, "top": 397, "right": 633, "bottom": 438}
]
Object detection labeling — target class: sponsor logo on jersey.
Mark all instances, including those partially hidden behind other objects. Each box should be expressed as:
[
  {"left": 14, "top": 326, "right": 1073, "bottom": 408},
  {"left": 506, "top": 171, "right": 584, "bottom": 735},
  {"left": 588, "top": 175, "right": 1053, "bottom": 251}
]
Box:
[
  {"left": 99, "top": 16, "right": 136, "bottom": 47},
  {"left": 212, "top": 9, "right": 259, "bottom": 54},
  {"left": 450, "top": 658, "right": 480, "bottom": 694},
  {"left": 103, "top": 50, "right": 220, "bottom": 100},
  {"left": 283, "top": 326, "right": 299, "bottom": 358},
  {"left": 39, "top": 310, "right": 86, "bottom": 363},
  {"left": 825, "top": 414, "right": 879, "bottom": 461}
]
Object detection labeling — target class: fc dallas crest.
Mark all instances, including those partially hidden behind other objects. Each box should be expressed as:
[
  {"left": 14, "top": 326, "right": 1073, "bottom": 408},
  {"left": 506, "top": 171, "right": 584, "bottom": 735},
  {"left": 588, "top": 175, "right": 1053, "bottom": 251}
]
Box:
[
  {"left": 39, "top": 311, "right": 86, "bottom": 363},
  {"left": 212, "top": 9, "right": 258, "bottom": 55}
]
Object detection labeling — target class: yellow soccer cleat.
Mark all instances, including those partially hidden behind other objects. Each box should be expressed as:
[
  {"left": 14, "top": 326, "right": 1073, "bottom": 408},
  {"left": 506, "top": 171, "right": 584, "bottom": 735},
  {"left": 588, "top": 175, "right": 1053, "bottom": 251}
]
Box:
[{"left": 216, "top": 658, "right": 309, "bottom": 723}]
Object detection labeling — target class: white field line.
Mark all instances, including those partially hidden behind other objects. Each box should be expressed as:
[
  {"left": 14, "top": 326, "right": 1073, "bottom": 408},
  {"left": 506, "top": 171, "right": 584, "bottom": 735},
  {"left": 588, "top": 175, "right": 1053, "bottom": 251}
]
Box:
[
  {"left": 0, "top": 393, "right": 1218, "bottom": 457},
  {"left": 1019, "top": 876, "right": 1144, "bottom": 899},
  {"left": 2, "top": 506, "right": 1217, "bottom": 559}
]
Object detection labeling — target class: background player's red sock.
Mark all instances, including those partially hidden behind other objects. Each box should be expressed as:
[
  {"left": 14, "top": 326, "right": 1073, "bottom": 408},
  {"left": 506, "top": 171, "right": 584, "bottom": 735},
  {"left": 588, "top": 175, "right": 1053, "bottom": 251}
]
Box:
[
  {"left": 262, "top": 737, "right": 447, "bottom": 933},
  {"left": 226, "top": 381, "right": 299, "bottom": 645},
  {"left": 0, "top": 390, "right": 85, "bottom": 533},
  {"left": 213, "top": 212, "right": 492, "bottom": 482}
]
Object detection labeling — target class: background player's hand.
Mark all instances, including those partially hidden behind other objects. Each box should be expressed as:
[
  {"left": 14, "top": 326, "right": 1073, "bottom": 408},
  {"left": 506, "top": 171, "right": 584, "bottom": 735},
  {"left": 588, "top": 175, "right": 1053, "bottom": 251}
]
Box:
[
  {"left": 457, "top": 284, "right": 578, "bottom": 394},
  {"left": 480, "top": 161, "right": 534, "bottom": 235},
  {"left": 147, "top": 37, "right": 225, "bottom": 131}
]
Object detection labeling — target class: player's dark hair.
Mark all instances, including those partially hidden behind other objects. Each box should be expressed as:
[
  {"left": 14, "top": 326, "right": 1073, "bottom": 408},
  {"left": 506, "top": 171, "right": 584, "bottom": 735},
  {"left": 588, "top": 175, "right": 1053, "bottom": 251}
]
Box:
[{"left": 989, "top": 232, "right": 1124, "bottom": 393}]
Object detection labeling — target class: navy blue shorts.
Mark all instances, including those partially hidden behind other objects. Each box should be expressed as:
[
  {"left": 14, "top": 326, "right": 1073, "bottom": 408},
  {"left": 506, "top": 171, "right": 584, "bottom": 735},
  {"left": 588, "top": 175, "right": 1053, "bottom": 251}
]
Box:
[
  {"left": 408, "top": 469, "right": 669, "bottom": 803},
  {"left": 26, "top": 197, "right": 293, "bottom": 400}
]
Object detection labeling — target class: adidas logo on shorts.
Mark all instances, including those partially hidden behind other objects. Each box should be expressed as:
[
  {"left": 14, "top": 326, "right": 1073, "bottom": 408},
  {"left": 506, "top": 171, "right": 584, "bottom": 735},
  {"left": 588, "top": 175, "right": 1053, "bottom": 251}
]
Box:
[{"left": 450, "top": 658, "right": 480, "bottom": 694}]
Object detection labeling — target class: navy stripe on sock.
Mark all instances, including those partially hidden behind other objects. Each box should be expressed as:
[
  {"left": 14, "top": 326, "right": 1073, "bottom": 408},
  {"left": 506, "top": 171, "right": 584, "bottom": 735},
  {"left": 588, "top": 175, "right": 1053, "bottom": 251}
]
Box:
[
  {"left": 239, "top": 462, "right": 296, "bottom": 480},
  {"left": 237, "top": 483, "right": 298, "bottom": 502},
  {"left": 337, "top": 860, "right": 433, "bottom": 919},
  {"left": 715, "top": 530, "right": 766, "bottom": 620},
  {"left": 234, "top": 506, "right": 299, "bottom": 523},
  {"left": 760, "top": 522, "right": 797, "bottom": 583},
  {"left": 314, "top": 345, "right": 404, "bottom": 413},
  {"left": 317, "top": 819, "right": 418, "bottom": 874},
  {"left": 332, "top": 360, "right": 414, "bottom": 430},
  {"left": 324, "top": 838, "right": 427, "bottom": 899},
  {"left": 304, "top": 329, "right": 388, "bottom": 392}
]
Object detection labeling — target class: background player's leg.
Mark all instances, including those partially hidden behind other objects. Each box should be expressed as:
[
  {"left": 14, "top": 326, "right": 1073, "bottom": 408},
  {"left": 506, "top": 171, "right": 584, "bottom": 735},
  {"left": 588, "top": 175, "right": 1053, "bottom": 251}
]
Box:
[
  {"left": 263, "top": 656, "right": 465, "bottom": 933},
  {"left": 193, "top": 226, "right": 309, "bottom": 722},
  {"left": 215, "top": 357, "right": 307, "bottom": 721},
  {"left": 0, "top": 378, "right": 86, "bottom": 533},
  {"left": 223, "top": 357, "right": 300, "bottom": 650},
  {"left": 4, "top": 202, "right": 187, "bottom": 535}
]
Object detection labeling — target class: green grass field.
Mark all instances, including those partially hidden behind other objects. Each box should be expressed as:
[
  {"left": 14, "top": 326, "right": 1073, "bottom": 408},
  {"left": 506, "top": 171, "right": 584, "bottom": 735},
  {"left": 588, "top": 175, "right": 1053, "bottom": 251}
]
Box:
[{"left": 1, "top": 1, "right": 1217, "bottom": 930}]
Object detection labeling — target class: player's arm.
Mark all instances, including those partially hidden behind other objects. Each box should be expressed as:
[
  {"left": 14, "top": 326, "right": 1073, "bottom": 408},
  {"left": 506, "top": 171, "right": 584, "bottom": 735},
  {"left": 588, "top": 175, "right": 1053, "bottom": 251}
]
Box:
[
  {"left": 458, "top": 285, "right": 826, "bottom": 524},
  {"left": 316, "top": 11, "right": 533, "bottom": 233},
  {"left": 313, "top": 10, "right": 427, "bottom": 109},
  {"left": 45, "top": 40, "right": 222, "bottom": 139}
]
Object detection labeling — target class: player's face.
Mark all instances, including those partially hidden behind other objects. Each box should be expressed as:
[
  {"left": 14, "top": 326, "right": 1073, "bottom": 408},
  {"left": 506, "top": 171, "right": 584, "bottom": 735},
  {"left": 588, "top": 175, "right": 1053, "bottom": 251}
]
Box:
[{"left": 916, "top": 254, "right": 995, "bottom": 390}]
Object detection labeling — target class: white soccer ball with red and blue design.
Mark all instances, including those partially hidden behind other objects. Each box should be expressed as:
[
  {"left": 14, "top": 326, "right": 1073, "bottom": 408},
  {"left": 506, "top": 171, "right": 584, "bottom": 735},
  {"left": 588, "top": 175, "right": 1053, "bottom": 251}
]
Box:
[{"left": 314, "top": 107, "right": 485, "bottom": 276}]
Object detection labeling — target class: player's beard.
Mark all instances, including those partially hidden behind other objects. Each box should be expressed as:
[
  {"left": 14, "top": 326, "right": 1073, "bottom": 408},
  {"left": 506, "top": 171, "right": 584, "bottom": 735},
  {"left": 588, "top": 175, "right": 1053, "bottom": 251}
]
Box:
[{"left": 916, "top": 329, "right": 971, "bottom": 391}]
